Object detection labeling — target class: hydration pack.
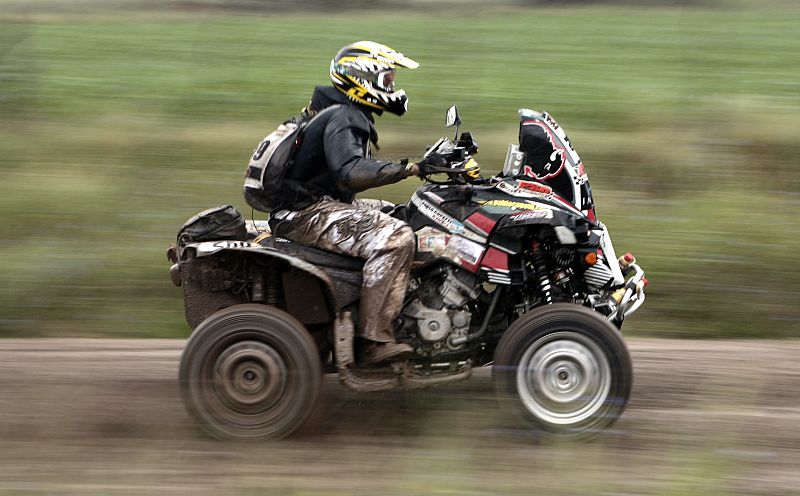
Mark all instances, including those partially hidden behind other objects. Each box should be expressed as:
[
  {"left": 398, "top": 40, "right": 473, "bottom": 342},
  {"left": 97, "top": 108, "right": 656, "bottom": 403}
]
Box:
[{"left": 243, "top": 105, "right": 341, "bottom": 212}]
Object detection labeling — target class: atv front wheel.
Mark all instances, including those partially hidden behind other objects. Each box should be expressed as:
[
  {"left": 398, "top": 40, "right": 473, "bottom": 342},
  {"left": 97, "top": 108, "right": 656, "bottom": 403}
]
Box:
[
  {"left": 179, "top": 304, "right": 321, "bottom": 440},
  {"left": 493, "top": 303, "right": 632, "bottom": 439}
]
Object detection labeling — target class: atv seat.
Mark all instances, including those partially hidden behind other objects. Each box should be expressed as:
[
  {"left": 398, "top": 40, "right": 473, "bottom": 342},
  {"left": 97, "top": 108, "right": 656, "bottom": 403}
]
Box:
[
  {"left": 258, "top": 237, "right": 365, "bottom": 272},
  {"left": 258, "top": 237, "right": 364, "bottom": 308}
]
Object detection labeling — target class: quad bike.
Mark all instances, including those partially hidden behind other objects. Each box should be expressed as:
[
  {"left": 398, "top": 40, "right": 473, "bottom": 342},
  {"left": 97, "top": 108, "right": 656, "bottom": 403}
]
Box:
[{"left": 167, "top": 106, "right": 646, "bottom": 441}]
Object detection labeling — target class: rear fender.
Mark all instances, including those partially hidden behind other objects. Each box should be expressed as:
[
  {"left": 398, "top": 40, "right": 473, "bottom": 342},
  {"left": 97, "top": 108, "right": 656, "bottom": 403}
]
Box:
[{"left": 179, "top": 240, "right": 339, "bottom": 329}]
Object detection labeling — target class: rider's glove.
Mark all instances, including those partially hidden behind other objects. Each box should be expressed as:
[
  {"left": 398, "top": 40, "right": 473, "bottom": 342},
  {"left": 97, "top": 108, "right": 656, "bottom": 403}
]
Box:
[{"left": 415, "top": 155, "right": 449, "bottom": 176}]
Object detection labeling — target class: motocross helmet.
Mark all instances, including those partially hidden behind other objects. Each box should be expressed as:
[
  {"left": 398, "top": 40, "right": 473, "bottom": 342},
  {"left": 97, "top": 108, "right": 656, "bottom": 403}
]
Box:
[{"left": 330, "top": 41, "right": 419, "bottom": 116}]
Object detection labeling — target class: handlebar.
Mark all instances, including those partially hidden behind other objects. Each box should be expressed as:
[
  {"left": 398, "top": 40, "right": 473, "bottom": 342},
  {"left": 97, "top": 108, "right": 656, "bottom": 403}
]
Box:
[
  {"left": 418, "top": 136, "right": 480, "bottom": 183},
  {"left": 418, "top": 162, "right": 470, "bottom": 176},
  {"left": 417, "top": 160, "right": 477, "bottom": 184}
]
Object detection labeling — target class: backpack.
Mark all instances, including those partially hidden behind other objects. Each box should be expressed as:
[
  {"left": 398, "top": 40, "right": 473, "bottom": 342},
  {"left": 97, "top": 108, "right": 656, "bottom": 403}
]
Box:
[{"left": 243, "top": 105, "right": 341, "bottom": 212}]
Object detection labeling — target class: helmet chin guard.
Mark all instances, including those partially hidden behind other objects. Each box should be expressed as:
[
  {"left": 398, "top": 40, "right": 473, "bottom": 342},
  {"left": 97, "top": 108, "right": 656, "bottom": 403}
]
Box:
[{"left": 330, "top": 41, "right": 418, "bottom": 116}]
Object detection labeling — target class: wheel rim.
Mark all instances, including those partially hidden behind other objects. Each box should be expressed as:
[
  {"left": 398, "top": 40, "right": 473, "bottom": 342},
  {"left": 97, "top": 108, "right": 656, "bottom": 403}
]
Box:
[
  {"left": 211, "top": 340, "right": 289, "bottom": 418},
  {"left": 516, "top": 331, "right": 611, "bottom": 426}
]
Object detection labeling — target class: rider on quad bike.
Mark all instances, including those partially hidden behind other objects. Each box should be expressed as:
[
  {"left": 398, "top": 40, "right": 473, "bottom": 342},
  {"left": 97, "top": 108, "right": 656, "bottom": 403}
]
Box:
[{"left": 264, "top": 41, "right": 436, "bottom": 364}]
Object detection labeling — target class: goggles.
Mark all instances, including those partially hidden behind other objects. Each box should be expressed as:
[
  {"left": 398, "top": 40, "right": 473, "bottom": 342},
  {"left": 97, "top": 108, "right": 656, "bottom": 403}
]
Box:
[
  {"left": 376, "top": 69, "right": 396, "bottom": 91},
  {"left": 337, "top": 64, "right": 398, "bottom": 92}
]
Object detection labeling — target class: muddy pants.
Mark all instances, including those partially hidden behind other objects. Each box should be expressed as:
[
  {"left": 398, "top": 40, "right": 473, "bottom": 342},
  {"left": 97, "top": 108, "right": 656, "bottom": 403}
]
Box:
[{"left": 271, "top": 197, "right": 415, "bottom": 343}]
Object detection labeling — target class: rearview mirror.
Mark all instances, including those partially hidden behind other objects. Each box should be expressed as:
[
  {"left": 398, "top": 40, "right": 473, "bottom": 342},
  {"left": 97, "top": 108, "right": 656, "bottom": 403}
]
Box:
[{"left": 445, "top": 105, "right": 461, "bottom": 128}]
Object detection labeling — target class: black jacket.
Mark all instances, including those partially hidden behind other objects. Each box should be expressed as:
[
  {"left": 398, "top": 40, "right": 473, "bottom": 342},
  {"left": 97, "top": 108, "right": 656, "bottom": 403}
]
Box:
[{"left": 282, "top": 86, "right": 409, "bottom": 210}]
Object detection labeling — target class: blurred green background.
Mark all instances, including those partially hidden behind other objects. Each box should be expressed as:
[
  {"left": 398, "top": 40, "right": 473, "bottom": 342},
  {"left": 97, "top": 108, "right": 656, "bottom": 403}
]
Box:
[{"left": 1, "top": 0, "right": 798, "bottom": 338}]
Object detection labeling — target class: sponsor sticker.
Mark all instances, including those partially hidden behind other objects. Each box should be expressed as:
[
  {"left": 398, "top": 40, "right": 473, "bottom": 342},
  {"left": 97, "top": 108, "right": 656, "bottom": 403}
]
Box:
[
  {"left": 195, "top": 240, "right": 259, "bottom": 256},
  {"left": 510, "top": 210, "right": 553, "bottom": 222},
  {"left": 447, "top": 235, "right": 484, "bottom": 265},
  {"left": 479, "top": 199, "right": 547, "bottom": 211},
  {"left": 212, "top": 240, "right": 255, "bottom": 249},
  {"left": 412, "top": 194, "right": 465, "bottom": 234},
  {"left": 543, "top": 112, "right": 561, "bottom": 131},
  {"left": 496, "top": 180, "right": 555, "bottom": 200},
  {"left": 517, "top": 180, "right": 553, "bottom": 196},
  {"left": 415, "top": 227, "right": 483, "bottom": 265},
  {"left": 416, "top": 227, "right": 449, "bottom": 254}
]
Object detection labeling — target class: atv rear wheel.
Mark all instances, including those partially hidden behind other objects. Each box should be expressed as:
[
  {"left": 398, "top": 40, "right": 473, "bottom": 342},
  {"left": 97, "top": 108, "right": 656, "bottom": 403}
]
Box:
[
  {"left": 179, "top": 304, "right": 321, "bottom": 440},
  {"left": 493, "top": 303, "right": 632, "bottom": 440}
]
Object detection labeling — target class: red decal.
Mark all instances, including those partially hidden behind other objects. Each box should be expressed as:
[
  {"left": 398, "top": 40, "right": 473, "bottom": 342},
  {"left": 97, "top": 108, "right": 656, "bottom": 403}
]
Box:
[
  {"left": 577, "top": 163, "right": 585, "bottom": 176},
  {"left": 460, "top": 259, "right": 480, "bottom": 273},
  {"left": 517, "top": 180, "right": 553, "bottom": 195},
  {"left": 522, "top": 165, "right": 535, "bottom": 178},
  {"left": 480, "top": 247, "right": 509, "bottom": 271},
  {"left": 466, "top": 211, "right": 496, "bottom": 235}
]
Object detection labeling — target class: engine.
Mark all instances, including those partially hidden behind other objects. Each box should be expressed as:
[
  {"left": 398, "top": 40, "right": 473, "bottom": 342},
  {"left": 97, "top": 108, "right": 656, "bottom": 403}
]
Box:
[{"left": 400, "top": 266, "right": 479, "bottom": 358}]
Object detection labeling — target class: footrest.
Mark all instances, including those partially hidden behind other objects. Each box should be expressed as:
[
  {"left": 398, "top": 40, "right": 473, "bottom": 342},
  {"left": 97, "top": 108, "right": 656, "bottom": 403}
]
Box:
[
  {"left": 334, "top": 311, "right": 401, "bottom": 392},
  {"left": 403, "top": 364, "right": 472, "bottom": 389},
  {"left": 333, "top": 311, "right": 473, "bottom": 392}
]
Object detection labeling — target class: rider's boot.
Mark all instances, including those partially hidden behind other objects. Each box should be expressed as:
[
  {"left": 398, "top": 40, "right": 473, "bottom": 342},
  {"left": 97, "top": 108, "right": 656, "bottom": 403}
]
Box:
[{"left": 360, "top": 340, "right": 413, "bottom": 364}]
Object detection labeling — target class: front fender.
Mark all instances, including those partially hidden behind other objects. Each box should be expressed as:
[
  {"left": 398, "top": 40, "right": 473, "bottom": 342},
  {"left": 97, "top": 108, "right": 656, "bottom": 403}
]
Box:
[{"left": 495, "top": 208, "right": 578, "bottom": 230}]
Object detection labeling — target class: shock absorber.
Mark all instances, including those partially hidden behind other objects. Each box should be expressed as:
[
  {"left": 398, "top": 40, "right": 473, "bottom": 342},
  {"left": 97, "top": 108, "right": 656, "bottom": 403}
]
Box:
[
  {"left": 251, "top": 274, "right": 265, "bottom": 303},
  {"left": 265, "top": 270, "right": 281, "bottom": 306},
  {"left": 531, "top": 241, "right": 553, "bottom": 305}
]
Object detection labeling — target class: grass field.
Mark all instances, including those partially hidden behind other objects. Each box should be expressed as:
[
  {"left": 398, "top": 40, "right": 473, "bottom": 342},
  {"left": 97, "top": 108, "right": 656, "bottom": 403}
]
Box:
[{"left": 1, "top": 1, "right": 798, "bottom": 338}]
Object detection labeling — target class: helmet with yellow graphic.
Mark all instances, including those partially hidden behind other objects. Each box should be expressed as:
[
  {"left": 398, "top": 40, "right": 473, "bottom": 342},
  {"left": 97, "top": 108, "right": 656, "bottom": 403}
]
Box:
[{"left": 330, "top": 41, "right": 419, "bottom": 116}]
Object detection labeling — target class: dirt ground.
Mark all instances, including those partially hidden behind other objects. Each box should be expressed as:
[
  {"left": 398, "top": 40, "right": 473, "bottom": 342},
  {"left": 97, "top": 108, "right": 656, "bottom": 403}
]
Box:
[{"left": 0, "top": 338, "right": 799, "bottom": 495}]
